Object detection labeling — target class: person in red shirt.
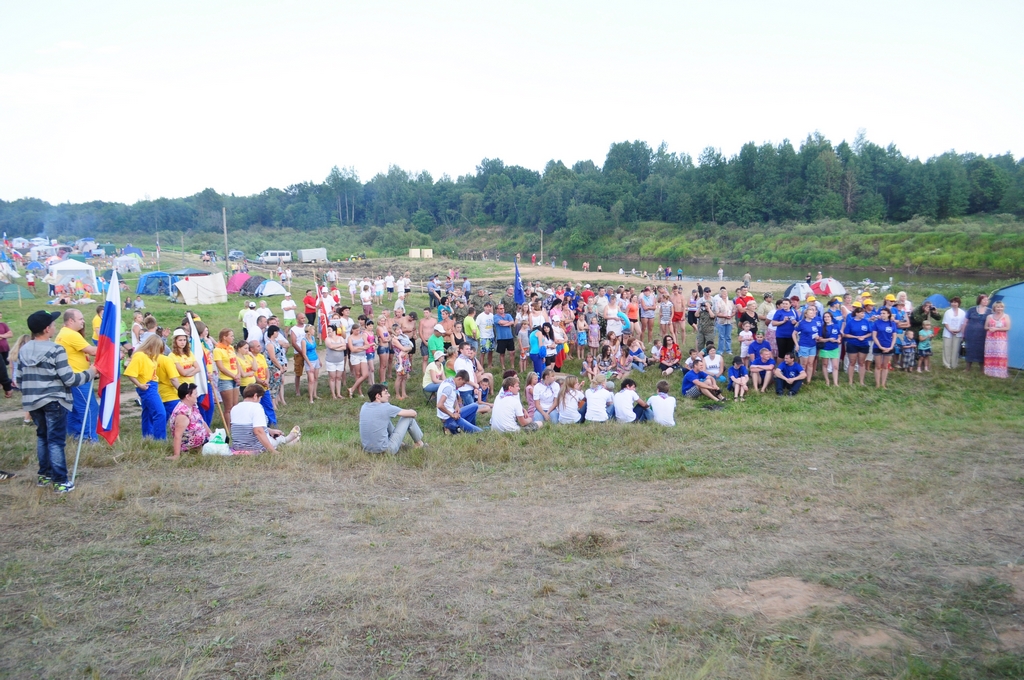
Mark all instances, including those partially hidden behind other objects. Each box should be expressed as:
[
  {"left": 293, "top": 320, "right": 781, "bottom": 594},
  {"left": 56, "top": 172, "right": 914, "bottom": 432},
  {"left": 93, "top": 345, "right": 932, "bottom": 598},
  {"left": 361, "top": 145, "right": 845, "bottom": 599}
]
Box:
[
  {"left": 303, "top": 289, "right": 318, "bottom": 329},
  {"left": 580, "top": 285, "right": 595, "bottom": 305},
  {"left": 734, "top": 286, "right": 755, "bottom": 321}
]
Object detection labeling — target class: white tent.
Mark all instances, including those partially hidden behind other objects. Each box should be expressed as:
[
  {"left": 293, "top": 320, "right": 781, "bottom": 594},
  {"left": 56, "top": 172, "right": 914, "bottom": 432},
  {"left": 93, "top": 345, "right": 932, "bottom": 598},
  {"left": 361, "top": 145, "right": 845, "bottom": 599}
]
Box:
[
  {"left": 49, "top": 259, "right": 98, "bottom": 295},
  {"left": 173, "top": 272, "right": 228, "bottom": 305},
  {"left": 113, "top": 255, "right": 142, "bottom": 274},
  {"left": 256, "top": 279, "right": 287, "bottom": 297}
]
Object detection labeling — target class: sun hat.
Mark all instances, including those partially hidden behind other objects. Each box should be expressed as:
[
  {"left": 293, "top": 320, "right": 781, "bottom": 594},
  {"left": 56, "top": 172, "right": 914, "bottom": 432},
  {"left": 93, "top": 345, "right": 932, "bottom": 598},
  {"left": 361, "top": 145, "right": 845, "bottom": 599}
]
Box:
[
  {"left": 433, "top": 350, "right": 445, "bottom": 360},
  {"left": 171, "top": 328, "right": 188, "bottom": 338}
]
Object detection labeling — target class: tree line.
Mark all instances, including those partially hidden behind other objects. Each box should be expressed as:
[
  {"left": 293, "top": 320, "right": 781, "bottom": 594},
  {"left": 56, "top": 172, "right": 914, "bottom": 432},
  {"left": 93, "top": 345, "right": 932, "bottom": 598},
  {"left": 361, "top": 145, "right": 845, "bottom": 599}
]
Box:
[{"left": 2, "top": 132, "right": 1022, "bottom": 258}]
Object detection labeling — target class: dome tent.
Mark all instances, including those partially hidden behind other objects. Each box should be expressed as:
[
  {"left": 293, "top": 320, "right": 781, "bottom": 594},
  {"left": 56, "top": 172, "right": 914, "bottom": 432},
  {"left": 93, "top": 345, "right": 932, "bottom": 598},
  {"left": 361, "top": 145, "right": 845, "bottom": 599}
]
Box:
[
  {"left": 255, "top": 279, "right": 287, "bottom": 296},
  {"left": 173, "top": 272, "right": 228, "bottom": 305},
  {"left": 136, "top": 271, "right": 179, "bottom": 296},
  {"left": 226, "top": 272, "right": 250, "bottom": 293},
  {"left": 239, "top": 275, "right": 267, "bottom": 296}
]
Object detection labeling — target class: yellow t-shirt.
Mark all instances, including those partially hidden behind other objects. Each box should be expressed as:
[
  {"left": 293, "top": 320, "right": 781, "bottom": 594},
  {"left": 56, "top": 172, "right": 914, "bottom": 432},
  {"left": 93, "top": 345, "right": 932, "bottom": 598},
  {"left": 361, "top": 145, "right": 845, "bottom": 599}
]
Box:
[
  {"left": 124, "top": 352, "right": 156, "bottom": 384},
  {"left": 212, "top": 345, "right": 238, "bottom": 380},
  {"left": 55, "top": 326, "right": 91, "bottom": 373},
  {"left": 171, "top": 352, "right": 196, "bottom": 385},
  {"left": 237, "top": 353, "right": 255, "bottom": 387},
  {"left": 253, "top": 353, "right": 269, "bottom": 385},
  {"left": 92, "top": 315, "right": 102, "bottom": 342},
  {"left": 155, "top": 354, "right": 181, "bottom": 403}
]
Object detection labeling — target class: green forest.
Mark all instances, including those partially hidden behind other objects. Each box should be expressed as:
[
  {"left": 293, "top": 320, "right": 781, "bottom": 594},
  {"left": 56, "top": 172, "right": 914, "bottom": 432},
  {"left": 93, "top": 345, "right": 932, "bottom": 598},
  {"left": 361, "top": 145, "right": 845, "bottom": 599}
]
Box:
[{"left": 3, "top": 132, "right": 1024, "bottom": 272}]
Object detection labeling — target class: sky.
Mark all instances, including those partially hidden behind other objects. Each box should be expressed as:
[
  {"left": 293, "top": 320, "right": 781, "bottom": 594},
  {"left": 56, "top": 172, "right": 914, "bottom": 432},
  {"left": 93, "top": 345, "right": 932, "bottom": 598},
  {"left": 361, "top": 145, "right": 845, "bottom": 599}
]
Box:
[{"left": 1, "top": 0, "right": 1021, "bottom": 205}]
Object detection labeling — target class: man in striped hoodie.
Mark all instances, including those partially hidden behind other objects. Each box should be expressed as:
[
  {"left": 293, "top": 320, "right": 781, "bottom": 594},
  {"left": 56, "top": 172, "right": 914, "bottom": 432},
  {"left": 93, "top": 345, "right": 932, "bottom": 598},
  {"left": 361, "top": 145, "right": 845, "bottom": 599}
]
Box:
[{"left": 16, "top": 311, "right": 96, "bottom": 493}]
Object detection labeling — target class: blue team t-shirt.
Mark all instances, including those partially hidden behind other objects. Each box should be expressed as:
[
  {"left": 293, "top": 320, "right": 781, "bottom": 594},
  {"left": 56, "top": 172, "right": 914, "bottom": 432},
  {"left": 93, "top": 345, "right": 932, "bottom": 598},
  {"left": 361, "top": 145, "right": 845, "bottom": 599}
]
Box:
[
  {"left": 873, "top": 319, "right": 896, "bottom": 351},
  {"left": 778, "top": 361, "right": 803, "bottom": 380},
  {"left": 796, "top": 319, "right": 819, "bottom": 348},
  {"left": 773, "top": 309, "right": 798, "bottom": 337},
  {"left": 821, "top": 323, "right": 841, "bottom": 351},
  {"left": 844, "top": 317, "right": 872, "bottom": 348},
  {"left": 751, "top": 354, "right": 775, "bottom": 371},
  {"left": 747, "top": 339, "right": 771, "bottom": 358},
  {"left": 681, "top": 370, "right": 707, "bottom": 395},
  {"left": 727, "top": 365, "right": 748, "bottom": 388}
]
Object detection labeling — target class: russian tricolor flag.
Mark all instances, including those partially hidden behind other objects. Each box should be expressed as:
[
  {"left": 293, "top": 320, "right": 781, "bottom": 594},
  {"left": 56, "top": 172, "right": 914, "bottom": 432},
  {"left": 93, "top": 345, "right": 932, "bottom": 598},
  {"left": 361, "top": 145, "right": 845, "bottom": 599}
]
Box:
[
  {"left": 186, "top": 313, "right": 212, "bottom": 412},
  {"left": 96, "top": 270, "right": 122, "bottom": 445}
]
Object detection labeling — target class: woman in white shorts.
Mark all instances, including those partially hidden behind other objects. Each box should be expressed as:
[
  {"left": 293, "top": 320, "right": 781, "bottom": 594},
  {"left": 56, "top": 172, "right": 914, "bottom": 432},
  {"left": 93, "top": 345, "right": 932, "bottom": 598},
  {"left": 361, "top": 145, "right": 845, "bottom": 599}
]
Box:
[
  {"left": 347, "top": 322, "right": 370, "bottom": 398},
  {"left": 324, "top": 325, "right": 348, "bottom": 399}
]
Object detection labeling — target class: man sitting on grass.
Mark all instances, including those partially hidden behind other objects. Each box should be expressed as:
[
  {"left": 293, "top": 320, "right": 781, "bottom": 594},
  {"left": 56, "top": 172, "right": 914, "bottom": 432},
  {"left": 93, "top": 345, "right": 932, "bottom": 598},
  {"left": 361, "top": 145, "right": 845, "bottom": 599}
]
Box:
[
  {"left": 749, "top": 347, "right": 776, "bottom": 393},
  {"left": 613, "top": 378, "right": 653, "bottom": 423},
  {"left": 359, "top": 383, "right": 427, "bottom": 454},
  {"left": 681, "top": 358, "right": 725, "bottom": 402},
  {"left": 490, "top": 375, "right": 542, "bottom": 433},
  {"left": 230, "top": 385, "right": 301, "bottom": 454},
  {"left": 774, "top": 353, "right": 807, "bottom": 396},
  {"left": 436, "top": 370, "right": 491, "bottom": 434}
]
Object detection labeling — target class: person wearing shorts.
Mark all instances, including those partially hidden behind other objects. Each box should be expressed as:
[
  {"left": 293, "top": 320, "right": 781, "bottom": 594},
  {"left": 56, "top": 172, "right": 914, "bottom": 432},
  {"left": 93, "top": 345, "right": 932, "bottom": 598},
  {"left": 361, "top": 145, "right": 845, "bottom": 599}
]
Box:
[{"left": 493, "top": 303, "right": 516, "bottom": 371}]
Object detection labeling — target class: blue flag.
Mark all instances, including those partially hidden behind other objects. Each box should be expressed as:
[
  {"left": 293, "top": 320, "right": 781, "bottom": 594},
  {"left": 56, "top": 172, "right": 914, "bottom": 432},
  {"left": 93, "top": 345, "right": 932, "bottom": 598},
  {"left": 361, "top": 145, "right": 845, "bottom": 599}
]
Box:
[{"left": 514, "top": 260, "right": 525, "bottom": 305}]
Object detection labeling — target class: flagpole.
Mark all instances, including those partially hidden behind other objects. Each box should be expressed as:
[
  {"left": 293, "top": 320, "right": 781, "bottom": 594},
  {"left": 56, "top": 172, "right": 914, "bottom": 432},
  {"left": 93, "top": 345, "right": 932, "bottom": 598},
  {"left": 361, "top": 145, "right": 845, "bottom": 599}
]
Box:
[{"left": 70, "top": 381, "right": 93, "bottom": 485}]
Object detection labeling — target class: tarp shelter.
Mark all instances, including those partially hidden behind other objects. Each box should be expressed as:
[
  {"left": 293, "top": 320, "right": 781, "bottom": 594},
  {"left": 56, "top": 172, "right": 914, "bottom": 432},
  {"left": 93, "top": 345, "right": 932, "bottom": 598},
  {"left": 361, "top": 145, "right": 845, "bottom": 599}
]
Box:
[
  {"left": 49, "top": 259, "right": 98, "bottom": 295},
  {"left": 68, "top": 254, "right": 88, "bottom": 263},
  {"left": 0, "top": 282, "right": 34, "bottom": 300},
  {"left": 99, "top": 243, "right": 116, "bottom": 254},
  {"left": 169, "top": 267, "right": 211, "bottom": 277},
  {"left": 173, "top": 272, "right": 228, "bottom": 305},
  {"left": 924, "top": 293, "right": 950, "bottom": 308},
  {"left": 122, "top": 246, "right": 144, "bottom": 258},
  {"left": 990, "top": 281, "right": 1024, "bottom": 371},
  {"left": 226, "top": 272, "right": 250, "bottom": 293},
  {"left": 113, "top": 255, "right": 142, "bottom": 274},
  {"left": 136, "top": 271, "right": 178, "bottom": 296},
  {"left": 783, "top": 282, "right": 813, "bottom": 301},
  {"left": 255, "top": 279, "right": 287, "bottom": 296},
  {"left": 239, "top": 275, "right": 267, "bottom": 296}
]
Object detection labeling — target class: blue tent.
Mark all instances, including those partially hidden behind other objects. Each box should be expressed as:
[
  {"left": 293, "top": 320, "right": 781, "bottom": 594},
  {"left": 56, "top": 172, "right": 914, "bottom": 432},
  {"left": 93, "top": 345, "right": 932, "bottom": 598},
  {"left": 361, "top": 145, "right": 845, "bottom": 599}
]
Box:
[
  {"left": 123, "top": 246, "right": 144, "bottom": 258},
  {"left": 26, "top": 261, "right": 44, "bottom": 271},
  {"left": 991, "top": 281, "right": 1024, "bottom": 371},
  {"left": 136, "top": 271, "right": 178, "bottom": 296},
  {"left": 924, "top": 293, "right": 950, "bottom": 308}
]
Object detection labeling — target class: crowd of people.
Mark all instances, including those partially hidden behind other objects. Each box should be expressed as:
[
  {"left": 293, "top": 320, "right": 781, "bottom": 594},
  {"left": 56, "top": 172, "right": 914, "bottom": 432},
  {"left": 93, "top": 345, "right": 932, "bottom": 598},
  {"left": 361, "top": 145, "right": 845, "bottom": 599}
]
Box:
[{"left": 2, "top": 267, "right": 1014, "bottom": 489}]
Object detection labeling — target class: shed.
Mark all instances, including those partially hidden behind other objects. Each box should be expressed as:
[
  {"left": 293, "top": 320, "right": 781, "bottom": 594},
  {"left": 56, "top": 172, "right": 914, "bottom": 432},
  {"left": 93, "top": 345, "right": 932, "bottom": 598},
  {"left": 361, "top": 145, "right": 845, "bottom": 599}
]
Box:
[{"left": 990, "top": 281, "right": 1024, "bottom": 371}]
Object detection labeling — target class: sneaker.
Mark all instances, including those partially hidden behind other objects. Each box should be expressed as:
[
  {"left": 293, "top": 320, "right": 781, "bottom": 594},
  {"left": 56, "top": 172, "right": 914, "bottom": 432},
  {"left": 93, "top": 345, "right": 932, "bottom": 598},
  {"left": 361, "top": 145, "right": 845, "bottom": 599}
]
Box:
[
  {"left": 37, "top": 475, "right": 53, "bottom": 487},
  {"left": 53, "top": 481, "right": 75, "bottom": 494}
]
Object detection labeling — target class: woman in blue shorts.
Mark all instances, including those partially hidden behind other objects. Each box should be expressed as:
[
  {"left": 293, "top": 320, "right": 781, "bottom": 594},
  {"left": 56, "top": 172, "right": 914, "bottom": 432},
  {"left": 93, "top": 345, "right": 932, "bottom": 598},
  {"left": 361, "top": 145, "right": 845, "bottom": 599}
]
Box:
[
  {"left": 872, "top": 307, "right": 897, "bottom": 389},
  {"left": 843, "top": 304, "right": 871, "bottom": 386},
  {"left": 794, "top": 308, "right": 820, "bottom": 383}
]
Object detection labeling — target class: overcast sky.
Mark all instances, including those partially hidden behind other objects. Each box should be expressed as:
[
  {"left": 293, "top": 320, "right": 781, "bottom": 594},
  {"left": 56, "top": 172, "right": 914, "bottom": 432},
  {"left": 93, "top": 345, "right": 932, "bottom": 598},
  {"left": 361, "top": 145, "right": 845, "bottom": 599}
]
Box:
[{"left": 2, "top": 0, "right": 1021, "bottom": 205}]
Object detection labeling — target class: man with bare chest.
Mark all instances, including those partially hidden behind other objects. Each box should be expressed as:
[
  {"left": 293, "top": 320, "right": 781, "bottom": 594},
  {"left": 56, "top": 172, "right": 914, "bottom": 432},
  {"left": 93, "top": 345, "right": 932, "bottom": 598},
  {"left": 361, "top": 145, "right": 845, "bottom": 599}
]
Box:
[{"left": 418, "top": 310, "right": 436, "bottom": 373}]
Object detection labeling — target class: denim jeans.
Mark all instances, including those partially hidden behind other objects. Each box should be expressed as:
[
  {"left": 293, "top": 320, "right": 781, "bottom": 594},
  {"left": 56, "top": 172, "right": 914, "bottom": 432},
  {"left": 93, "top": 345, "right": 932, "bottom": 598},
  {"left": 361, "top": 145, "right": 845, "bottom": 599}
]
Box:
[
  {"left": 533, "top": 409, "right": 560, "bottom": 424},
  {"left": 716, "top": 324, "right": 733, "bottom": 354},
  {"left": 443, "top": 402, "right": 482, "bottom": 433},
  {"left": 380, "top": 417, "right": 423, "bottom": 454},
  {"left": 68, "top": 382, "right": 99, "bottom": 442},
  {"left": 32, "top": 401, "right": 69, "bottom": 484},
  {"left": 632, "top": 404, "right": 654, "bottom": 422}
]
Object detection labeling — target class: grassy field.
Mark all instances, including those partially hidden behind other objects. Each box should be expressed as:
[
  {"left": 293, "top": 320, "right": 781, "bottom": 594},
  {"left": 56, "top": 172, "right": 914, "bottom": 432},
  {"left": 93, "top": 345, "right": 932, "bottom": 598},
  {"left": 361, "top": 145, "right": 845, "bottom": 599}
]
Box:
[{"left": 1, "top": 259, "right": 1023, "bottom": 679}]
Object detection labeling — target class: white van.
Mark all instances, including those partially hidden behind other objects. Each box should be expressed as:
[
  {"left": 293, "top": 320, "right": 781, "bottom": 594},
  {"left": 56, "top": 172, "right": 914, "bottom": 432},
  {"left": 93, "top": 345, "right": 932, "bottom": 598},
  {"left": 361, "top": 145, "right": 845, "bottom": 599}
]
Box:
[{"left": 258, "top": 250, "right": 292, "bottom": 264}]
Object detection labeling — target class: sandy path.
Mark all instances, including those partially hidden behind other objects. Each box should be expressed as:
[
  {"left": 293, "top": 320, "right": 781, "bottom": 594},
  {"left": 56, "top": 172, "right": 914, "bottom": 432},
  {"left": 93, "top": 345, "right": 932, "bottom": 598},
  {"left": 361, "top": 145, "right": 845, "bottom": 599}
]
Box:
[{"left": 478, "top": 263, "right": 783, "bottom": 294}]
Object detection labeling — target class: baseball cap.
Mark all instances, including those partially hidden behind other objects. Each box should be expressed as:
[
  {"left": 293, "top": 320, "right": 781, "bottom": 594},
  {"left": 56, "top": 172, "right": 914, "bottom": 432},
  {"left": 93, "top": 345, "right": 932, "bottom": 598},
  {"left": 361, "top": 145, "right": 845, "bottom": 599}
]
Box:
[
  {"left": 831, "top": 297, "right": 842, "bottom": 304},
  {"left": 584, "top": 284, "right": 591, "bottom": 288},
  {"left": 806, "top": 295, "right": 816, "bottom": 302},
  {"left": 852, "top": 301, "right": 863, "bottom": 308},
  {"left": 885, "top": 294, "right": 897, "bottom": 301},
  {"left": 27, "top": 310, "right": 60, "bottom": 334},
  {"left": 433, "top": 350, "right": 445, "bottom": 360},
  {"left": 433, "top": 324, "right": 444, "bottom": 333},
  {"left": 284, "top": 292, "right": 292, "bottom": 297},
  {"left": 248, "top": 301, "right": 256, "bottom": 308},
  {"left": 863, "top": 298, "right": 875, "bottom": 306}
]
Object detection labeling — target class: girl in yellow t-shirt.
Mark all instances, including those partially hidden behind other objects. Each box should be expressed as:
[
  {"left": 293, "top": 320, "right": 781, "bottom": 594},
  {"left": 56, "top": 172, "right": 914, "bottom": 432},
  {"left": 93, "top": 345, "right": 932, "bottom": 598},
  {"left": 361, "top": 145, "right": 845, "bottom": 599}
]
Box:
[
  {"left": 124, "top": 335, "right": 167, "bottom": 440},
  {"left": 236, "top": 340, "right": 256, "bottom": 390},
  {"left": 213, "top": 329, "right": 239, "bottom": 429}
]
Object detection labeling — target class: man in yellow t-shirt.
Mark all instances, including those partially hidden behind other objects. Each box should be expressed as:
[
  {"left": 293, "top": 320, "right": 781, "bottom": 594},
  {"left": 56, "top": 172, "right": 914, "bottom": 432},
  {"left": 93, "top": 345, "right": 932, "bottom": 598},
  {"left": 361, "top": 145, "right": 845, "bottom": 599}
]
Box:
[
  {"left": 55, "top": 309, "right": 98, "bottom": 441},
  {"left": 91, "top": 305, "right": 103, "bottom": 344}
]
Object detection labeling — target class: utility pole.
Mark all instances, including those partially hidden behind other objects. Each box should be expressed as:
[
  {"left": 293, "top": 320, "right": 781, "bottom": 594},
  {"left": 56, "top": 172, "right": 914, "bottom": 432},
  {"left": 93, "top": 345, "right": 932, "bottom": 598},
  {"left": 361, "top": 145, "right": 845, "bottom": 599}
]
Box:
[
  {"left": 540, "top": 229, "right": 543, "bottom": 264},
  {"left": 222, "top": 207, "right": 229, "bottom": 275},
  {"left": 181, "top": 233, "right": 185, "bottom": 265}
]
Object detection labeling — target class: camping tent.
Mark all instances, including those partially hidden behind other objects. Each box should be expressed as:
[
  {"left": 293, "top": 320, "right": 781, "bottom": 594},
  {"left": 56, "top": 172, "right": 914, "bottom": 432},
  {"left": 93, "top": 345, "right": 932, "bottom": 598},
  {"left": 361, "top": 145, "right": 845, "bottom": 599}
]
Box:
[
  {"left": 136, "top": 271, "right": 178, "bottom": 296},
  {"left": 924, "top": 293, "right": 950, "bottom": 308},
  {"left": 26, "top": 261, "right": 44, "bottom": 271},
  {"left": 49, "top": 259, "right": 98, "bottom": 295},
  {"left": 810, "top": 278, "right": 847, "bottom": 297},
  {"left": 226, "top": 272, "right": 250, "bottom": 293},
  {"left": 122, "top": 246, "right": 144, "bottom": 258},
  {"left": 113, "top": 255, "right": 142, "bottom": 274},
  {"left": 783, "top": 282, "right": 813, "bottom": 301},
  {"left": 68, "top": 254, "right": 88, "bottom": 263},
  {"left": 255, "top": 279, "right": 287, "bottom": 296},
  {"left": 990, "top": 281, "right": 1024, "bottom": 371},
  {"left": 240, "top": 275, "right": 267, "bottom": 296},
  {"left": 173, "top": 272, "right": 228, "bottom": 305},
  {"left": 169, "top": 267, "right": 211, "bottom": 277},
  {"left": 0, "top": 282, "right": 34, "bottom": 300}
]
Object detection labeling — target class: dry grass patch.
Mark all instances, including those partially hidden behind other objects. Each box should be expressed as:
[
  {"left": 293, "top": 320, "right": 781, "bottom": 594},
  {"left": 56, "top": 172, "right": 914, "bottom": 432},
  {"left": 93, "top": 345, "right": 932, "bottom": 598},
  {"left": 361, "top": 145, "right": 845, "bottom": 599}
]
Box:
[{"left": 711, "top": 577, "right": 857, "bottom": 621}]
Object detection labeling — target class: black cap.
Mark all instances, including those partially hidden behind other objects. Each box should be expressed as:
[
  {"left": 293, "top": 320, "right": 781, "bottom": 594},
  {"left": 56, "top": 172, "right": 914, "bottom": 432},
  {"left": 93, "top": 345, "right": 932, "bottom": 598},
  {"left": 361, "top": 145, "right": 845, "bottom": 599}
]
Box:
[{"left": 27, "top": 310, "right": 61, "bottom": 334}]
